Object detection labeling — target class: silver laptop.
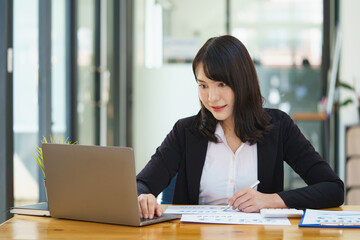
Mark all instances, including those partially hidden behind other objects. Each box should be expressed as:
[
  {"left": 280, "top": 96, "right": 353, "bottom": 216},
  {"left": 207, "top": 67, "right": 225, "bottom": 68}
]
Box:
[{"left": 42, "top": 143, "right": 180, "bottom": 226}]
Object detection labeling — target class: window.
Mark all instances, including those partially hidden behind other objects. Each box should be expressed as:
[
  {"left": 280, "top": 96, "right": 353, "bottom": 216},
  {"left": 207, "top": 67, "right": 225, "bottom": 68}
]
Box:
[{"left": 13, "top": 0, "right": 39, "bottom": 206}]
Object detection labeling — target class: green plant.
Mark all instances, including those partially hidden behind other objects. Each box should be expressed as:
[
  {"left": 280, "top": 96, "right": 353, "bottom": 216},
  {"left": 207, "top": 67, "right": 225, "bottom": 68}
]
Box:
[
  {"left": 338, "top": 81, "right": 360, "bottom": 108},
  {"left": 33, "top": 136, "right": 77, "bottom": 176}
]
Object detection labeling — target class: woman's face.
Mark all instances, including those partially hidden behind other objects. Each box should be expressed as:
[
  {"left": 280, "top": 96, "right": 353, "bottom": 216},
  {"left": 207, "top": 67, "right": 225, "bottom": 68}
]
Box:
[{"left": 196, "top": 63, "right": 235, "bottom": 125}]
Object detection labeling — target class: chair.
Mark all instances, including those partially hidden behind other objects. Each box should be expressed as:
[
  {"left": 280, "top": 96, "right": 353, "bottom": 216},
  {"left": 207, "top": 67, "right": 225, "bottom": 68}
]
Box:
[{"left": 161, "top": 175, "right": 177, "bottom": 204}]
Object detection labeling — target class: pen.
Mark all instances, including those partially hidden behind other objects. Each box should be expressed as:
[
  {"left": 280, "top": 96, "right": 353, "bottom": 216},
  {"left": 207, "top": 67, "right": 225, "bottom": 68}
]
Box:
[{"left": 223, "top": 180, "right": 260, "bottom": 211}]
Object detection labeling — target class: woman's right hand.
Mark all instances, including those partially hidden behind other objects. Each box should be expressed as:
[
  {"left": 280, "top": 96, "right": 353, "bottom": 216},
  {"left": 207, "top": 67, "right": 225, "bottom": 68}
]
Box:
[{"left": 137, "top": 194, "right": 163, "bottom": 219}]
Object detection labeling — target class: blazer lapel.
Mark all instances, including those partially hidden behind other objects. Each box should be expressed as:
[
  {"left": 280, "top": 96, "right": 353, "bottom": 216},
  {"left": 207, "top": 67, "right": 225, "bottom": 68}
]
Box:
[
  {"left": 257, "top": 121, "right": 280, "bottom": 193},
  {"left": 185, "top": 128, "right": 208, "bottom": 204}
]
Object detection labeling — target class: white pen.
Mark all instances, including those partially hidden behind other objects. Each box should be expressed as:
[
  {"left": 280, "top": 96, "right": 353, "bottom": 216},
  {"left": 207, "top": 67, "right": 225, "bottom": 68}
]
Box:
[{"left": 223, "top": 180, "right": 260, "bottom": 211}]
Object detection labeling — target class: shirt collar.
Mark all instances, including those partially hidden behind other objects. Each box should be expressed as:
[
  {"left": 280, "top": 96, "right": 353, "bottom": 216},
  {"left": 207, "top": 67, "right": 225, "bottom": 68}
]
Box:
[
  {"left": 214, "top": 123, "right": 226, "bottom": 143},
  {"left": 214, "top": 123, "right": 252, "bottom": 151}
]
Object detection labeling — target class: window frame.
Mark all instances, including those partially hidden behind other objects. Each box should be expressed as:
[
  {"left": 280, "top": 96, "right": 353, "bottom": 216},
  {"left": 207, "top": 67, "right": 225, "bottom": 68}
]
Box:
[{"left": 0, "top": 0, "right": 14, "bottom": 223}]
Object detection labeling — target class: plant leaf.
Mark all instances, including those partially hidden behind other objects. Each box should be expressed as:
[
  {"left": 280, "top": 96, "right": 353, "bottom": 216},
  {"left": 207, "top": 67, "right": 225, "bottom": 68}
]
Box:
[
  {"left": 340, "top": 99, "right": 354, "bottom": 107},
  {"left": 33, "top": 136, "right": 78, "bottom": 178},
  {"left": 338, "top": 82, "right": 355, "bottom": 91},
  {"left": 32, "top": 153, "right": 45, "bottom": 176}
]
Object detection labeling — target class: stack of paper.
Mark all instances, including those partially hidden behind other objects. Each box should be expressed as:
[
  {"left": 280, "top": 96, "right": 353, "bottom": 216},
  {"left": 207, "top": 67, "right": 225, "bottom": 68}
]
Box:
[{"left": 164, "top": 205, "right": 290, "bottom": 225}]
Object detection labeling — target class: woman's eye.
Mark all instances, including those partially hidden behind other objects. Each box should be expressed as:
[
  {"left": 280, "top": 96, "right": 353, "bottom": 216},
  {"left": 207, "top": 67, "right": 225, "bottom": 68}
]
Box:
[
  {"left": 199, "top": 84, "right": 207, "bottom": 89},
  {"left": 219, "top": 82, "right": 227, "bottom": 87}
]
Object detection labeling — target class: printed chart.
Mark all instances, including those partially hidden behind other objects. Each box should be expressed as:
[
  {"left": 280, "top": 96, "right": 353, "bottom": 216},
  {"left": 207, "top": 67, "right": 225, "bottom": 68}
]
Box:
[
  {"left": 181, "top": 213, "right": 290, "bottom": 225},
  {"left": 165, "top": 205, "right": 290, "bottom": 225},
  {"left": 165, "top": 205, "right": 239, "bottom": 214}
]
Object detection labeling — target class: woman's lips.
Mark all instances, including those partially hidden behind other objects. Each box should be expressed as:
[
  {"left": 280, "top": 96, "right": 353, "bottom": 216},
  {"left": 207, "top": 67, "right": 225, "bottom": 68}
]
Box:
[{"left": 211, "top": 105, "right": 227, "bottom": 112}]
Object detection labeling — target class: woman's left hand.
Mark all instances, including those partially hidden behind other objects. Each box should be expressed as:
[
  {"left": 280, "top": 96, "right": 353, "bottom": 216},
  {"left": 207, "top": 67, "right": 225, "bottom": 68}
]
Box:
[{"left": 227, "top": 188, "right": 287, "bottom": 213}]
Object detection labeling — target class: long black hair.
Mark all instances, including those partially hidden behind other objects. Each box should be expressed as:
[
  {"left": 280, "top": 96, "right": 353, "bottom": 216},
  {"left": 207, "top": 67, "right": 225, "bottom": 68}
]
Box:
[{"left": 192, "top": 35, "right": 272, "bottom": 144}]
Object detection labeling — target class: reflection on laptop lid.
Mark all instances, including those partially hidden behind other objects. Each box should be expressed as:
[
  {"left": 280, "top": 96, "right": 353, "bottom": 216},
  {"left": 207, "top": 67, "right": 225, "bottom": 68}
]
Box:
[{"left": 42, "top": 144, "right": 180, "bottom": 226}]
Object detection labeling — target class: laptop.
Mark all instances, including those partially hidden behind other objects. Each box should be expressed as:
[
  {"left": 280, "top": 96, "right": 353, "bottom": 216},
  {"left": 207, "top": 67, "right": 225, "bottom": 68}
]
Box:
[{"left": 42, "top": 143, "right": 180, "bottom": 226}]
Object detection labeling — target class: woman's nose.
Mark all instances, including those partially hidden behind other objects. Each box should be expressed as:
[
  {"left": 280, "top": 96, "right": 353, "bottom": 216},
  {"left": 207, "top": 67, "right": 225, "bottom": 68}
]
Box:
[{"left": 208, "top": 87, "right": 220, "bottom": 102}]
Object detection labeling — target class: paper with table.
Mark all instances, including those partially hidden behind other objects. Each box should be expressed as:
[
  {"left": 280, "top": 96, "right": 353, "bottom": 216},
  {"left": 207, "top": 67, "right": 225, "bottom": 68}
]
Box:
[
  {"left": 164, "top": 205, "right": 290, "bottom": 225},
  {"left": 299, "top": 209, "right": 360, "bottom": 228}
]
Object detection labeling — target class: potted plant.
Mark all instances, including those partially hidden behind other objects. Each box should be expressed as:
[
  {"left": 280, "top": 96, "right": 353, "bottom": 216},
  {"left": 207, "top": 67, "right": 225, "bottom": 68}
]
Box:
[
  {"left": 33, "top": 136, "right": 77, "bottom": 177},
  {"left": 338, "top": 81, "right": 360, "bottom": 119},
  {"left": 33, "top": 136, "right": 77, "bottom": 201}
]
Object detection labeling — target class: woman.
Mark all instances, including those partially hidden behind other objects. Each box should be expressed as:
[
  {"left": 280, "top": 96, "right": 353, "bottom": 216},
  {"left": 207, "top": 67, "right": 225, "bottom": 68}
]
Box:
[{"left": 136, "top": 35, "right": 344, "bottom": 219}]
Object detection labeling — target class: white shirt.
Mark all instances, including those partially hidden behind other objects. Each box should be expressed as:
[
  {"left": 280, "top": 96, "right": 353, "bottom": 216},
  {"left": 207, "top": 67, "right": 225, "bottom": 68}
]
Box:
[{"left": 199, "top": 123, "right": 258, "bottom": 205}]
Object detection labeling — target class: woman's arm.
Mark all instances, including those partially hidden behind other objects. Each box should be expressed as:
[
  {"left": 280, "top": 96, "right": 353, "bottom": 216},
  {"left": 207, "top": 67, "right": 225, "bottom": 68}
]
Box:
[
  {"left": 135, "top": 117, "right": 192, "bottom": 218},
  {"left": 277, "top": 112, "right": 344, "bottom": 209},
  {"left": 136, "top": 119, "right": 185, "bottom": 196},
  {"left": 228, "top": 111, "right": 344, "bottom": 212}
]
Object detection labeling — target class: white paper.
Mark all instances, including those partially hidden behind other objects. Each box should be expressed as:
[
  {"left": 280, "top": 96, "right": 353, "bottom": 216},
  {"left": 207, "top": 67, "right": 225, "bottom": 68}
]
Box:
[
  {"left": 181, "top": 213, "right": 290, "bottom": 225},
  {"left": 165, "top": 205, "right": 290, "bottom": 225},
  {"left": 165, "top": 205, "right": 239, "bottom": 214},
  {"left": 301, "top": 209, "right": 360, "bottom": 225}
]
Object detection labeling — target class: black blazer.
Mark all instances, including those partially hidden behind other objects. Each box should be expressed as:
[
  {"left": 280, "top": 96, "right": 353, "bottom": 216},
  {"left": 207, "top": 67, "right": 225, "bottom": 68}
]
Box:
[{"left": 136, "top": 108, "right": 344, "bottom": 209}]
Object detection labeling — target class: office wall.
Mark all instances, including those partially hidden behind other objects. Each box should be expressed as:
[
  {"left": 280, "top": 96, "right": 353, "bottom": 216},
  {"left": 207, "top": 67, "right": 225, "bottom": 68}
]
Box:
[
  {"left": 133, "top": 65, "right": 199, "bottom": 173},
  {"left": 339, "top": 0, "right": 360, "bottom": 180},
  {"left": 132, "top": 0, "right": 209, "bottom": 172}
]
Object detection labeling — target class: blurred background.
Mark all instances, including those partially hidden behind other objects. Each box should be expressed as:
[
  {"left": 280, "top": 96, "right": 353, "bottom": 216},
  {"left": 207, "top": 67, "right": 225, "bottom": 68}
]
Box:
[{"left": 1, "top": 0, "right": 360, "bottom": 223}]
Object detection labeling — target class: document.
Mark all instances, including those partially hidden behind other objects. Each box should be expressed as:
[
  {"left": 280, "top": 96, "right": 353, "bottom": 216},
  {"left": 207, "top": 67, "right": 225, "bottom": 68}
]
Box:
[
  {"left": 165, "top": 205, "right": 290, "bottom": 225},
  {"left": 299, "top": 209, "right": 360, "bottom": 228},
  {"left": 165, "top": 205, "right": 238, "bottom": 214}
]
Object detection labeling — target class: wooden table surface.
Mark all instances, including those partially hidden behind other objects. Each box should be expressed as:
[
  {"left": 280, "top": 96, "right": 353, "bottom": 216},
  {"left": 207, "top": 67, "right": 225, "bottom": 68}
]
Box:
[{"left": 1, "top": 206, "right": 360, "bottom": 240}]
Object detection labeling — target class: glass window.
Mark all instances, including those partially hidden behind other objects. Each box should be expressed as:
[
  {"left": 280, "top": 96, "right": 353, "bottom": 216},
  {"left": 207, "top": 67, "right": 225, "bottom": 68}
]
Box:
[
  {"left": 77, "top": 0, "right": 96, "bottom": 145},
  {"left": 106, "top": 0, "right": 115, "bottom": 146},
  {"left": 76, "top": 0, "right": 114, "bottom": 146},
  {"left": 13, "top": 0, "right": 39, "bottom": 206},
  {"left": 230, "top": 0, "right": 323, "bottom": 189},
  {"left": 143, "top": 0, "right": 226, "bottom": 67},
  {"left": 13, "top": 0, "right": 67, "bottom": 207},
  {"left": 230, "top": 0, "right": 322, "bottom": 67},
  {"left": 52, "top": 0, "right": 67, "bottom": 139}
]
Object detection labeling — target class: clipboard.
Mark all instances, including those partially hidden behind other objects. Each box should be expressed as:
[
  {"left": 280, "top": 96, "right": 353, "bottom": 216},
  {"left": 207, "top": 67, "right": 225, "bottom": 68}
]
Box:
[{"left": 299, "top": 209, "right": 360, "bottom": 228}]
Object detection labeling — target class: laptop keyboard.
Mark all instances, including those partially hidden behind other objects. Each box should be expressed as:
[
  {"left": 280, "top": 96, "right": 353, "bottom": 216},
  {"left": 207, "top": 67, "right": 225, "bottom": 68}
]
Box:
[{"left": 140, "top": 216, "right": 160, "bottom": 223}]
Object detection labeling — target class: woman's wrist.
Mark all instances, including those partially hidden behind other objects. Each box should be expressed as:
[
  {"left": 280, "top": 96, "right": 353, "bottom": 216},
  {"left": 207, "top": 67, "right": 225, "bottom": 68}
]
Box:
[{"left": 267, "top": 193, "right": 287, "bottom": 209}]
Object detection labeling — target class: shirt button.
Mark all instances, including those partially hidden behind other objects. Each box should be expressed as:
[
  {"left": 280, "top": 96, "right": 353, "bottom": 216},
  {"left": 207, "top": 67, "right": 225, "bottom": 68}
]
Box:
[
  {"left": 232, "top": 156, "right": 235, "bottom": 161},
  {"left": 230, "top": 179, "right": 234, "bottom": 184}
]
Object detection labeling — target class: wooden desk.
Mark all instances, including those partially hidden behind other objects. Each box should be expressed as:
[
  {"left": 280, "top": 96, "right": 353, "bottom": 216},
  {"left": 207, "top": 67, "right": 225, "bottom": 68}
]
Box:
[{"left": 1, "top": 206, "right": 360, "bottom": 240}]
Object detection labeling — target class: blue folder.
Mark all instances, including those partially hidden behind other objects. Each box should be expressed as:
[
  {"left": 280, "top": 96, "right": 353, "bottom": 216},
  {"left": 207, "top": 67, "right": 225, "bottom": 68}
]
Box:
[{"left": 299, "top": 209, "right": 360, "bottom": 228}]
